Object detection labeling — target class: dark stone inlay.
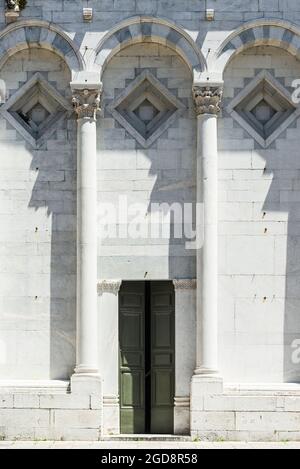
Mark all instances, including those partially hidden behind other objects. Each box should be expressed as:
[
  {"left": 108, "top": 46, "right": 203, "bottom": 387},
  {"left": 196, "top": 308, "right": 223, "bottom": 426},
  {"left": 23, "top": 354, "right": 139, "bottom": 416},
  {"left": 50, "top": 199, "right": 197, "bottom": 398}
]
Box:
[
  {"left": 53, "top": 34, "right": 73, "bottom": 56},
  {"left": 239, "top": 29, "right": 256, "bottom": 45},
  {"left": 222, "top": 41, "right": 237, "bottom": 54},
  {"left": 282, "top": 29, "right": 295, "bottom": 45},
  {"left": 167, "top": 29, "right": 182, "bottom": 45},
  {"left": 25, "top": 27, "right": 41, "bottom": 44},
  {"left": 263, "top": 26, "right": 270, "bottom": 39},
  {"left": 141, "top": 23, "right": 152, "bottom": 37},
  {"left": 115, "top": 27, "right": 132, "bottom": 44}
]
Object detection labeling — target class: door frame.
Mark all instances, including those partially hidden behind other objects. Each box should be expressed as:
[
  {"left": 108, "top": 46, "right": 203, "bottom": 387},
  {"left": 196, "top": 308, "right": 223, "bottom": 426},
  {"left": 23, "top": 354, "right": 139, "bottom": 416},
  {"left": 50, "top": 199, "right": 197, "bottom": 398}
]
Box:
[{"left": 98, "top": 278, "right": 196, "bottom": 436}]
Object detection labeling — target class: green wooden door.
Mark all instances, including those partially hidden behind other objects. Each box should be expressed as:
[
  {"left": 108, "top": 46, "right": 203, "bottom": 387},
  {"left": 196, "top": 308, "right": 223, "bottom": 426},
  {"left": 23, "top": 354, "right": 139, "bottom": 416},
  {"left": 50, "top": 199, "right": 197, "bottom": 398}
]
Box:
[
  {"left": 150, "top": 282, "right": 175, "bottom": 434},
  {"left": 119, "top": 281, "right": 175, "bottom": 434},
  {"left": 119, "top": 282, "right": 145, "bottom": 434}
]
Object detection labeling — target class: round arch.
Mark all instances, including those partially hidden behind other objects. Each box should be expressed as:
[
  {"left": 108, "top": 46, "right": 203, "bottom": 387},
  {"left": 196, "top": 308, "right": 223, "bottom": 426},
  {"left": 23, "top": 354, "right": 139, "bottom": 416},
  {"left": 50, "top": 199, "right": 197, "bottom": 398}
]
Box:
[
  {"left": 0, "top": 19, "right": 84, "bottom": 74},
  {"left": 215, "top": 19, "right": 300, "bottom": 74},
  {"left": 94, "top": 16, "right": 206, "bottom": 79}
]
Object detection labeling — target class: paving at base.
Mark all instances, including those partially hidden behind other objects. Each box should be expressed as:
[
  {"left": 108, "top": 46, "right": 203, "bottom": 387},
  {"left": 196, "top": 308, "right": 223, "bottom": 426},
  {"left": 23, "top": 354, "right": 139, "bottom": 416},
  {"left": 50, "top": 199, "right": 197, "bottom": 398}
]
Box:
[{"left": 0, "top": 441, "right": 300, "bottom": 449}]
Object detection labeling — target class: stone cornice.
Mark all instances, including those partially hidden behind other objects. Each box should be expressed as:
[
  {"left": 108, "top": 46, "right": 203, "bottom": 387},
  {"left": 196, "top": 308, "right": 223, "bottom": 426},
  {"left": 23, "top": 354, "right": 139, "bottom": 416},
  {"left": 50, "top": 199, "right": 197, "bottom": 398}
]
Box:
[
  {"left": 193, "top": 85, "right": 223, "bottom": 116},
  {"left": 97, "top": 280, "right": 122, "bottom": 295},
  {"left": 173, "top": 279, "right": 197, "bottom": 290},
  {"left": 72, "top": 88, "right": 102, "bottom": 120}
]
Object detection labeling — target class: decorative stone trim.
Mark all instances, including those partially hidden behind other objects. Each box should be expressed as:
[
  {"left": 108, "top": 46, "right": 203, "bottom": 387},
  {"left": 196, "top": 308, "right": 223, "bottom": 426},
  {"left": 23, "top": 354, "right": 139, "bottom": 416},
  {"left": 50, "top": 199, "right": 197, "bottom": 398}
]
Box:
[
  {"left": 103, "top": 395, "right": 119, "bottom": 406},
  {"left": 173, "top": 279, "right": 197, "bottom": 290},
  {"left": 97, "top": 280, "right": 122, "bottom": 295},
  {"left": 193, "top": 86, "right": 223, "bottom": 115},
  {"left": 6, "top": 0, "right": 26, "bottom": 10},
  {"left": 227, "top": 69, "right": 299, "bottom": 149},
  {"left": 83, "top": 7, "right": 93, "bottom": 22},
  {"left": 174, "top": 396, "right": 190, "bottom": 407},
  {"left": 108, "top": 70, "right": 185, "bottom": 148},
  {"left": 5, "top": 1, "right": 25, "bottom": 24},
  {"left": 72, "top": 88, "right": 102, "bottom": 119},
  {"left": 0, "top": 72, "right": 72, "bottom": 149}
]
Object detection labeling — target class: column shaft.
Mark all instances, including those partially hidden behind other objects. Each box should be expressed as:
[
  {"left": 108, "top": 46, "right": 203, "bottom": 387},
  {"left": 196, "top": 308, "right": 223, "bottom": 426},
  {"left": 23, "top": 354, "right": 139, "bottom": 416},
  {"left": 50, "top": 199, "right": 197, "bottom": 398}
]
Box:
[
  {"left": 76, "top": 117, "right": 98, "bottom": 373},
  {"left": 193, "top": 85, "right": 223, "bottom": 377},
  {"left": 71, "top": 84, "right": 102, "bottom": 375}
]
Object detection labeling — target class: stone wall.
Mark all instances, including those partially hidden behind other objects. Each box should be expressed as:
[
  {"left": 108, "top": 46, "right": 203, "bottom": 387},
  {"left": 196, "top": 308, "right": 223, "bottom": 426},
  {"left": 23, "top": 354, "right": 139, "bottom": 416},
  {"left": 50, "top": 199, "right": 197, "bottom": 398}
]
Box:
[
  {"left": 219, "top": 46, "right": 300, "bottom": 383},
  {"left": 98, "top": 42, "right": 196, "bottom": 280},
  {"left": 191, "top": 384, "right": 300, "bottom": 441},
  {"left": 0, "top": 0, "right": 300, "bottom": 442},
  {"left": 0, "top": 49, "right": 76, "bottom": 381},
  {"left": 0, "top": 376, "right": 102, "bottom": 441}
]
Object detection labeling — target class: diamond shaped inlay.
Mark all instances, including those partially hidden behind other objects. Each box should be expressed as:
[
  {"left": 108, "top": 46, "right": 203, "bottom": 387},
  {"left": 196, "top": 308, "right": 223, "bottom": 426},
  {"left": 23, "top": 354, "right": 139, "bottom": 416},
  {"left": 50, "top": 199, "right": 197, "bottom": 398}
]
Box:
[
  {"left": 108, "top": 70, "right": 185, "bottom": 148},
  {"left": 134, "top": 99, "right": 159, "bottom": 124},
  {"left": 251, "top": 100, "right": 276, "bottom": 124},
  {"left": 0, "top": 72, "right": 72, "bottom": 148},
  {"left": 227, "top": 70, "right": 300, "bottom": 148}
]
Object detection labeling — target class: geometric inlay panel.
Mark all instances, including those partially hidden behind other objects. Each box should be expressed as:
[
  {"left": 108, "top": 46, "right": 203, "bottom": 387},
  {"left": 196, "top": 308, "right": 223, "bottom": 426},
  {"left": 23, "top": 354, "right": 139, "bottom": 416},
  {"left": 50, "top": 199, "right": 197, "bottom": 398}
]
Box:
[
  {"left": 108, "top": 70, "right": 185, "bottom": 148},
  {"left": 227, "top": 70, "right": 300, "bottom": 148},
  {"left": 0, "top": 72, "right": 72, "bottom": 148}
]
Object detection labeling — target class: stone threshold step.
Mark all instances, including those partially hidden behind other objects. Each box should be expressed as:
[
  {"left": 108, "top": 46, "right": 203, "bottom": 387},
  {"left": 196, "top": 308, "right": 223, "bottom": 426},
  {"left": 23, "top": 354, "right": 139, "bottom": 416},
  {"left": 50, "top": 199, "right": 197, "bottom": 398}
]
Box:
[{"left": 102, "top": 435, "right": 192, "bottom": 442}]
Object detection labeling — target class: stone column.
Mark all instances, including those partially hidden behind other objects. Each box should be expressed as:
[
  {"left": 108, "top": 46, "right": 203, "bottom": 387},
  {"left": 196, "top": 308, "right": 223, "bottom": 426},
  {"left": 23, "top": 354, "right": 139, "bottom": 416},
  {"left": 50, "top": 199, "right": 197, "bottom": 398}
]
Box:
[
  {"left": 98, "top": 280, "right": 122, "bottom": 435},
  {"left": 71, "top": 80, "right": 102, "bottom": 379},
  {"left": 191, "top": 85, "right": 223, "bottom": 401},
  {"left": 173, "top": 279, "right": 196, "bottom": 435}
]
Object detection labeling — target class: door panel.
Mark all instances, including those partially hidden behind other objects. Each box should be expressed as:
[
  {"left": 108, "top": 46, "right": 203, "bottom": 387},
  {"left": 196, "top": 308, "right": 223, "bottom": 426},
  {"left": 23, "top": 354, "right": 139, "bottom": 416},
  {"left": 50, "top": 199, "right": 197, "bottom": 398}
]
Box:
[
  {"left": 119, "top": 281, "right": 175, "bottom": 434},
  {"left": 151, "top": 282, "right": 175, "bottom": 434},
  {"left": 119, "top": 282, "right": 145, "bottom": 434}
]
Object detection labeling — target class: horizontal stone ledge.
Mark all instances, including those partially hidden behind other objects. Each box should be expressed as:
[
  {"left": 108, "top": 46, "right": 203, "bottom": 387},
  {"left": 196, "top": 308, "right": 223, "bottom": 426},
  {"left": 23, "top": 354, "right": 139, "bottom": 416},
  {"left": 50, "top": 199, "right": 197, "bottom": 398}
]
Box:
[
  {"left": 191, "top": 411, "right": 236, "bottom": 432},
  {"left": 204, "top": 395, "right": 278, "bottom": 412},
  {"left": 51, "top": 409, "right": 102, "bottom": 428},
  {"left": 0, "top": 380, "right": 70, "bottom": 395},
  {"left": 39, "top": 394, "right": 90, "bottom": 410},
  {"left": 236, "top": 411, "right": 300, "bottom": 432}
]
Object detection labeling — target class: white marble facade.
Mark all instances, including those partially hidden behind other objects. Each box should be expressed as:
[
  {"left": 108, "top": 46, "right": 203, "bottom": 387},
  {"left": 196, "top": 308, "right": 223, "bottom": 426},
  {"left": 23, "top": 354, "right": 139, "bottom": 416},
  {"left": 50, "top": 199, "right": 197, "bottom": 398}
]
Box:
[{"left": 0, "top": 1, "right": 300, "bottom": 441}]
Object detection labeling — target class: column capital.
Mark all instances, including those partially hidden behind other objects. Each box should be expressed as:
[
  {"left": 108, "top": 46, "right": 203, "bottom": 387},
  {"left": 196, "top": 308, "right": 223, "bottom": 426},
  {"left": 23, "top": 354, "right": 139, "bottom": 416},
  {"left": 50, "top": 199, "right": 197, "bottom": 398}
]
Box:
[
  {"left": 72, "top": 87, "right": 102, "bottom": 119},
  {"left": 173, "top": 279, "right": 197, "bottom": 290},
  {"left": 192, "top": 85, "right": 223, "bottom": 116},
  {"left": 98, "top": 279, "right": 122, "bottom": 295},
  {"left": 71, "top": 73, "right": 103, "bottom": 119}
]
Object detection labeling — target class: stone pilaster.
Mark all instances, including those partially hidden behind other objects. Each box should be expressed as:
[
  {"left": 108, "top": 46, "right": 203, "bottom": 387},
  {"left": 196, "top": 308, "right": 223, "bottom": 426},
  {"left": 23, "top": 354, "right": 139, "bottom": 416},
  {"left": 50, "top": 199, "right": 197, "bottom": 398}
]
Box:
[
  {"left": 173, "top": 279, "right": 196, "bottom": 435},
  {"left": 98, "top": 280, "right": 122, "bottom": 435}
]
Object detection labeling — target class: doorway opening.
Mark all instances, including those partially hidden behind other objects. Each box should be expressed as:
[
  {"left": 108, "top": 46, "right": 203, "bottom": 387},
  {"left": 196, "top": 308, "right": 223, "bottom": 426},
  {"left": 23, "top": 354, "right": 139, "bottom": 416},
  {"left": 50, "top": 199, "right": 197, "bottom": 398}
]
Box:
[{"left": 119, "top": 281, "right": 175, "bottom": 434}]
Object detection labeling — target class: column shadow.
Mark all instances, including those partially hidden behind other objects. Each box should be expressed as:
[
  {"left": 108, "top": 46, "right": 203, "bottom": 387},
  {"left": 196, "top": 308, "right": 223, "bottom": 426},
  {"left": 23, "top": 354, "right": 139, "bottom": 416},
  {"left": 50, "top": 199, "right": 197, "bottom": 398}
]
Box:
[{"left": 28, "top": 114, "right": 77, "bottom": 380}]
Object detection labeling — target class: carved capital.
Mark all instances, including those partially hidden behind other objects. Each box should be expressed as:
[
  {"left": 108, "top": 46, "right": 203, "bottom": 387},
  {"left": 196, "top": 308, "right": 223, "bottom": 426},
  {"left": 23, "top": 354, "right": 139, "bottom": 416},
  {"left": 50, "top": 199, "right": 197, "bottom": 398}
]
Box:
[
  {"left": 6, "top": 0, "right": 26, "bottom": 11},
  {"left": 193, "top": 86, "right": 223, "bottom": 116},
  {"left": 72, "top": 87, "right": 102, "bottom": 119},
  {"left": 173, "top": 279, "right": 197, "bottom": 290},
  {"left": 98, "top": 280, "right": 122, "bottom": 295}
]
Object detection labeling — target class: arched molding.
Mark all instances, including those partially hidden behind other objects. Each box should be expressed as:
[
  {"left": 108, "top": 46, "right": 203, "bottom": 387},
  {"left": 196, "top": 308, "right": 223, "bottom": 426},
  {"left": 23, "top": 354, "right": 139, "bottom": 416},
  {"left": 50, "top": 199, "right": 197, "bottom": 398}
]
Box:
[
  {"left": 93, "top": 16, "right": 206, "bottom": 80},
  {"left": 0, "top": 19, "right": 84, "bottom": 75},
  {"left": 214, "top": 19, "right": 300, "bottom": 75}
]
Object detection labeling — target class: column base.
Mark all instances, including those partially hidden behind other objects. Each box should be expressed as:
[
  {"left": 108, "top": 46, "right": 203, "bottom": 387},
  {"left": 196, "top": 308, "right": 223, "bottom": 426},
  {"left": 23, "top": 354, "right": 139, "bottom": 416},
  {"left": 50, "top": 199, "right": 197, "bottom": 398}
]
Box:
[
  {"left": 71, "top": 372, "right": 102, "bottom": 395},
  {"left": 174, "top": 397, "right": 190, "bottom": 435},
  {"left": 103, "top": 395, "right": 120, "bottom": 435},
  {"left": 191, "top": 373, "right": 223, "bottom": 412},
  {"left": 74, "top": 364, "right": 99, "bottom": 374}
]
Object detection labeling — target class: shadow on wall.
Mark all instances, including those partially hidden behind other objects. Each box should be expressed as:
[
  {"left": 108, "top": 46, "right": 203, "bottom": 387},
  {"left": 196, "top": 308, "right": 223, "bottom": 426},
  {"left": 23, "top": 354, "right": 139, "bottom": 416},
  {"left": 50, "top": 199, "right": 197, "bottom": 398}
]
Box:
[
  {"left": 262, "top": 149, "right": 300, "bottom": 383},
  {"left": 0, "top": 48, "right": 77, "bottom": 380},
  {"left": 222, "top": 46, "right": 300, "bottom": 383},
  {"left": 27, "top": 111, "right": 77, "bottom": 380}
]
